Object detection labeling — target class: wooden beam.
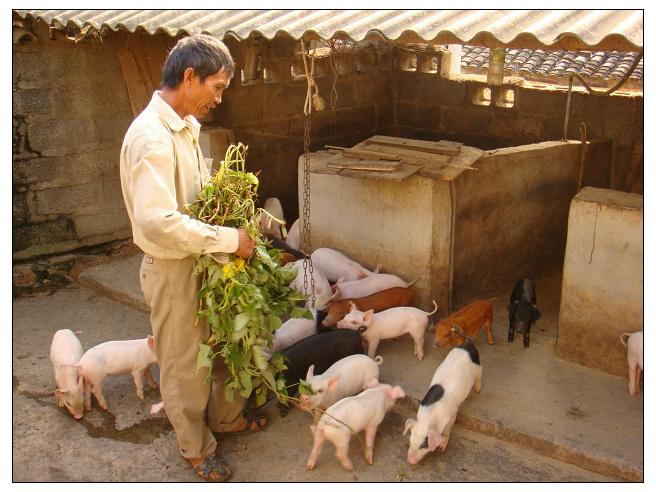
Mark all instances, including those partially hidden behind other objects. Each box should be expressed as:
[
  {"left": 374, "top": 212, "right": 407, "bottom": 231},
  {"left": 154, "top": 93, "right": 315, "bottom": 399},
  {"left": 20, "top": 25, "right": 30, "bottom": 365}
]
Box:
[{"left": 111, "top": 31, "right": 155, "bottom": 117}]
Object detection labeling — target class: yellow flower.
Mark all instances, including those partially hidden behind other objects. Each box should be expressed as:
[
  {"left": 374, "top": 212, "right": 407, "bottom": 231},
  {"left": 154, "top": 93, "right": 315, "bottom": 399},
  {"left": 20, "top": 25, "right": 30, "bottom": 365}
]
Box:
[
  {"left": 222, "top": 262, "right": 235, "bottom": 279},
  {"left": 234, "top": 257, "right": 245, "bottom": 271}
]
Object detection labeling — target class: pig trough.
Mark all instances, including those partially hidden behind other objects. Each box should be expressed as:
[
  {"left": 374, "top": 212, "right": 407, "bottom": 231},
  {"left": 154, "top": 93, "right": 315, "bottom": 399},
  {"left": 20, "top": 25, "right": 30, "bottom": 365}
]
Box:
[{"left": 298, "top": 137, "right": 594, "bottom": 316}]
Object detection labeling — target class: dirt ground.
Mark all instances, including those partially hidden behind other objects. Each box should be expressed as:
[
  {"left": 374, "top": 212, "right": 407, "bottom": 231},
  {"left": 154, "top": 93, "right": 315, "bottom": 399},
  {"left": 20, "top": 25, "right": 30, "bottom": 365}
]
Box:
[{"left": 11, "top": 284, "right": 620, "bottom": 484}]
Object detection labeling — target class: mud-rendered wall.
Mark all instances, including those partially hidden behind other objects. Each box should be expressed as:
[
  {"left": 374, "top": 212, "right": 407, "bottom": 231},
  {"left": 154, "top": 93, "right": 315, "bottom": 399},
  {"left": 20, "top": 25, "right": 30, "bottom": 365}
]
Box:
[
  {"left": 12, "top": 21, "right": 134, "bottom": 260},
  {"left": 451, "top": 142, "right": 581, "bottom": 308},
  {"left": 557, "top": 187, "right": 643, "bottom": 376}
]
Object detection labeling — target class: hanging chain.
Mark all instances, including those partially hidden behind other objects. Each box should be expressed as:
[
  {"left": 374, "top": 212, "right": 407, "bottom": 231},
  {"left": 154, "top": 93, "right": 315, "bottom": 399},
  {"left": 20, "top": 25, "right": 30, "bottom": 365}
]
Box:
[{"left": 301, "top": 39, "right": 316, "bottom": 309}]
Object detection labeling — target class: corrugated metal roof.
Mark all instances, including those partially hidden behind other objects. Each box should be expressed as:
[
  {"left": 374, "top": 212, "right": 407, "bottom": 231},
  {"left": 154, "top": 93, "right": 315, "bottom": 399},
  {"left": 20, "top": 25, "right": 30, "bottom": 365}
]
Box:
[
  {"left": 461, "top": 46, "right": 643, "bottom": 80},
  {"left": 15, "top": 9, "right": 643, "bottom": 51}
]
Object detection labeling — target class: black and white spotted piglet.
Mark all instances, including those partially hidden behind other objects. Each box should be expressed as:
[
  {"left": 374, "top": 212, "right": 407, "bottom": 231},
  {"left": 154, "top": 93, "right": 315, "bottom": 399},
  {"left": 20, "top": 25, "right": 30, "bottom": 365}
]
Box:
[
  {"left": 507, "top": 278, "right": 541, "bottom": 348},
  {"left": 403, "top": 340, "right": 482, "bottom": 464}
]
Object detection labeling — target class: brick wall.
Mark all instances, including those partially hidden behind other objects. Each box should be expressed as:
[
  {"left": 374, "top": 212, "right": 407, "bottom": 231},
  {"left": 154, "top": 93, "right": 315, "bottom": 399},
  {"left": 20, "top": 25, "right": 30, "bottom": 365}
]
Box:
[{"left": 12, "top": 21, "right": 134, "bottom": 260}]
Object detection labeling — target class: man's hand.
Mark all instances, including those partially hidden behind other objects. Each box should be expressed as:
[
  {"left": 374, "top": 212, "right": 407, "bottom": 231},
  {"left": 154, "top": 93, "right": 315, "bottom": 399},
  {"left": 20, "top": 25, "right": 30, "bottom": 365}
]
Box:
[{"left": 235, "top": 228, "right": 255, "bottom": 259}]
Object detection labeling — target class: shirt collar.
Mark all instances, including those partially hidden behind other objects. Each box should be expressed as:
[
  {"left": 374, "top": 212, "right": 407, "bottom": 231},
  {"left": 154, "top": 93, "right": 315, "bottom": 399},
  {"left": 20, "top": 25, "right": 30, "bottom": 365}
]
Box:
[{"left": 150, "top": 91, "right": 201, "bottom": 141}]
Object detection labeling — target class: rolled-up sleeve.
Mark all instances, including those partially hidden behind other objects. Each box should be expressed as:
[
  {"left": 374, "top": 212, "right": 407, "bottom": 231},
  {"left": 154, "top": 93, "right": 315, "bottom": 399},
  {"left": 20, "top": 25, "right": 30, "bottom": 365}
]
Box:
[{"left": 129, "top": 140, "right": 239, "bottom": 255}]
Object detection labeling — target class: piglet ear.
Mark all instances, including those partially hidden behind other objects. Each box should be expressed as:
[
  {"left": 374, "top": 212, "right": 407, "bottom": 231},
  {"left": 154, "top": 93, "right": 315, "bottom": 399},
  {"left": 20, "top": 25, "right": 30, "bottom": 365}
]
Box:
[
  {"left": 147, "top": 335, "right": 155, "bottom": 350},
  {"left": 328, "top": 286, "right": 340, "bottom": 302},
  {"left": 77, "top": 374, "right": 84, "bottom": 388},
  {"left": 403, "top": 418, "right": 416, "bottom": 436},
  {"left": 54, "top": 388, "right": 68, "bottom": 397},
  {"left": 389, "top": 385, "right": 406, "bottom": 400},
  {"left": 306, "top": 364, "right": 315, "bottom": 380},
  {"left": 326, "top": 376, "right": 340, "bottom": 392},
  {"left": 348, "top": 301, "right": 357, "bottom": 312},
  {"left": 363, "top": 309, "right": 375, "bottom": 325},
  {"left": 427, "top": 429, "right": 446, "bottom": 452},
  {"left": 373, "top": 263, "right": 382, "bottom": 274}
]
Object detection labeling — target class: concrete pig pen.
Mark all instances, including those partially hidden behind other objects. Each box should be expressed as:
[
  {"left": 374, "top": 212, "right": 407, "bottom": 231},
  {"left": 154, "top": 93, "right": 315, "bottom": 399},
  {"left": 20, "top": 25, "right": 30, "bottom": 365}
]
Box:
[
  {"left": 299, "top": 140, "right": 588, "bottom": 315},
  {"left": 557, "top": 187, "right": 643, "bottom": 376}
]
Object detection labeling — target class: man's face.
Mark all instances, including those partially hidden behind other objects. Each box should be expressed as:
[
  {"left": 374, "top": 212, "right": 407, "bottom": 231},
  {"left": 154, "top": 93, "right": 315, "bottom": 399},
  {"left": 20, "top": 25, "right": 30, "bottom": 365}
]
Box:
[{"left": 186, "top": 67, "right": 230, "bottom": 119}]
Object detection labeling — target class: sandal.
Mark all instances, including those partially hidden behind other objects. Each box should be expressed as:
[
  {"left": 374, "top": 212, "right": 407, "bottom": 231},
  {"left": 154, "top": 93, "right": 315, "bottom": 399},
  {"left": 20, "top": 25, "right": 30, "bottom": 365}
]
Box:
[
  {"left": 191, "top": 454, "right": 232, "bottom": 482},
  {"left": 216, "top": 412, "right": 267, "bottom": 436}
]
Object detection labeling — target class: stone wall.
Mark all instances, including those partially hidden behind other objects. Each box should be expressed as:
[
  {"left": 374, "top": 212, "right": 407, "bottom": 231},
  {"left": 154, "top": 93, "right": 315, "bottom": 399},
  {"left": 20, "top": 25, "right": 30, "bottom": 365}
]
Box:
[{"left": 12, "top": 21, "right": 134, "bottom": 260}]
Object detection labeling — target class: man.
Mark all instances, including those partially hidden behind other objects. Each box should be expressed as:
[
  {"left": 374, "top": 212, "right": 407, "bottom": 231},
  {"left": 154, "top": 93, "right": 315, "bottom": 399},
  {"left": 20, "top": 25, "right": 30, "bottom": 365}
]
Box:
[{"left": 120, "top": 34, "right": 261, "bottom": 482}]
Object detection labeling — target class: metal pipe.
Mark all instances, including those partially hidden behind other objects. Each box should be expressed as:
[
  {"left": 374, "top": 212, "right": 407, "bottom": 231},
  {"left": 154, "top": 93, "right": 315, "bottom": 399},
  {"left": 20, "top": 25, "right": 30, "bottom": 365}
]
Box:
[{"left": 562, "top": 75, "right": 573, "bottom": 141}]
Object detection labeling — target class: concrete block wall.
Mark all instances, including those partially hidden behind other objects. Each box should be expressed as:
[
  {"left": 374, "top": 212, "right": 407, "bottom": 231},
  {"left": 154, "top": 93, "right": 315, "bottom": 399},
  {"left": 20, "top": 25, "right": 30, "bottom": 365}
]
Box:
[
  {"left": 557, "top": 187, "right": 643, "bottom": 376},
  {"left": 12, "top": 20, "right": 134, "bottom": 260},
  {"left": 392, "top": 65, "right": 643, "bottom": 190},
  {"left": 213, "top": 38, "right": 395, "bottom": 222}
]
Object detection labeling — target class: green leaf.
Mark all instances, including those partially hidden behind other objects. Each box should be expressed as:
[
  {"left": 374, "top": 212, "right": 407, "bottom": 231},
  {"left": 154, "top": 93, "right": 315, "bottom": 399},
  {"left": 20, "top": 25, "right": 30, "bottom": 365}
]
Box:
[
  {"left": 254, "top": 270, "right": 269, "bottom": 283},
  {"left": 298, "top": 379, "right": 315, "bottom": 396},
  {"left": 276, "top": 377, "right": 286, "bottom": 391},
  {"left": 267, "top": 314, "right": 282, "bottom": 332},
  {"left": 252, "top": 345, "right": 268, "bottom": 371},
  {"left": 255, "top": 387, "right": 267, "bottom": 407},
  {"left": 228, "top": 346, "right": 243, "bottom": 368},
  {"left": 290, "top": 306, "right": 313, "bottom": 319},
  {"left": 234, "top": 312, "right": 250, "bottom": 331},
  {"left": 279, "top": 265, "right": 298, "bottom": 283},
  {"left": 196, "top": 342, "right": 214, "bottom": 372},
  {"left": 238, "top": 370, "right": 253, "bottom": 398},
  {"left": 261, "top": 370, "right": 276, "bottom": 391}
]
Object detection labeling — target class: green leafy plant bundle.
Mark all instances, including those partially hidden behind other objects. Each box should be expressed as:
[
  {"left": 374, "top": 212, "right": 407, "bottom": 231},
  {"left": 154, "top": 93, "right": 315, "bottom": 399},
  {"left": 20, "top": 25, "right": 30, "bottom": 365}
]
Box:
[{"left": 186, "top": 143, "right": 311, "bottom": 407}]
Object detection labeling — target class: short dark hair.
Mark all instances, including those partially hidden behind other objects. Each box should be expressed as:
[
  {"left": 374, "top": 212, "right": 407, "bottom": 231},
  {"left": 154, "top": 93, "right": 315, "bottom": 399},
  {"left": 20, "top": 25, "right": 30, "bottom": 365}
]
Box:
[{"left": 161, "top": 34, "right": 235, "bottom": 89}]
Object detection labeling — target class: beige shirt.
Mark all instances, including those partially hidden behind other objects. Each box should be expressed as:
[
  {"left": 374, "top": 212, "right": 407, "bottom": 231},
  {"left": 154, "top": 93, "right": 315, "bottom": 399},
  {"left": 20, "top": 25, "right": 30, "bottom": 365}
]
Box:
[{"left": 120, "top": 92, "right": 238, "bottom": 260}]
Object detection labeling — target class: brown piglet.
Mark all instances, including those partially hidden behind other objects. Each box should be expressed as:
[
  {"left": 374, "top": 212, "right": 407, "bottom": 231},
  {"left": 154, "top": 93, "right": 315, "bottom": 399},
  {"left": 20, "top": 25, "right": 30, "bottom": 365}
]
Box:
[
  {"left": 321, "top": 287, "right": 414, "bottom": 328},
  {"left": 433, "top": 299, "right": 494, "bottom": 347}
]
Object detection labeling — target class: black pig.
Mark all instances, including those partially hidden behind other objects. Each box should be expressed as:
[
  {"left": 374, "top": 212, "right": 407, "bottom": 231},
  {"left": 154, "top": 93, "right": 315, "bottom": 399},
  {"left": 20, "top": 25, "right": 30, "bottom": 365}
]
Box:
[
  {"left": 507, "top": 278, "right": 541, "bottom": 348},
  {"left": 247, "top": 330, "right": 364, "bottom": 416}
]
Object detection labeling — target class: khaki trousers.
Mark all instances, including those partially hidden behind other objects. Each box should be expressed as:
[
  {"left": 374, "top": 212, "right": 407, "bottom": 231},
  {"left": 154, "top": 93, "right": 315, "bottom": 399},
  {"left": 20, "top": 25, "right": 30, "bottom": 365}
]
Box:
[{"left": 139, "top": 254, "right": 245, "bottom": 461}]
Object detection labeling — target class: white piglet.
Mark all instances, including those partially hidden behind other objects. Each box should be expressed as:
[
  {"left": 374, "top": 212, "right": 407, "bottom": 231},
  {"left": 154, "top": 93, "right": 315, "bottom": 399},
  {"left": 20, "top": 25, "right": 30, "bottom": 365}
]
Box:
[
  {"left": 270, "top": 309, "right": 318, "bottom": 354},
  {"left": 289, "top": 259, "right": 333, "bottom": 310},
  {"left": 337, "top": 301, "right": 438, "bottom": 360},
  {"left": 299, "top": 354, "right": 383, "bottom": 411},
  {"left": 286, "top": 218, "right": 302, "bottom": 252},
  {"left": 78, "top": 336, "right": 159, "bottom": 411},
  {"left": 49, "top": 329, "right": 85, "bottom": 419},
  {"left": 306, "top": 382, "right": 406, "bottom": 471},
  {"left": 404, "top": 339, "right": 482, "bottom": 464},
  {"left": 310, "top": 247, "right": 380, "bottom": 283},
  {"left": 259, "top": 197, "right": 287, "bottom": 239},
  {"left": 330, "top": 273, "right": 417, "bottom": 302},
  {"left": 619, "top": 331, "right": 643, "bottom": 396}
]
